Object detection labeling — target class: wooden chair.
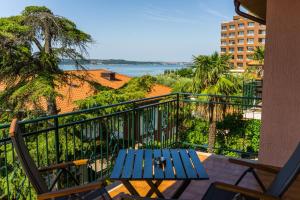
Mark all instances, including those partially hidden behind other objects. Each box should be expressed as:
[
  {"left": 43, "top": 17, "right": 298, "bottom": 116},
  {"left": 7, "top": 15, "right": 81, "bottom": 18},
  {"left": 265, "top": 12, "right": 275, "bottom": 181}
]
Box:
[
  {"left": 120, "top": 194, "right": 173, "bottom": 200},
  {"left": 202, "top": 142, "right": 300, "bottom": 200},
  {"left": 9, "top": 118, "right": 112, "bottom": 200}
]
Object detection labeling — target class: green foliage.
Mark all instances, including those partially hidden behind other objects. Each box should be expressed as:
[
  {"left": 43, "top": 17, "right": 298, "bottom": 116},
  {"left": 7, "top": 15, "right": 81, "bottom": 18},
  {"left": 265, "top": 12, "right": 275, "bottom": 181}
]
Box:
[
  {"left": 156, "top": 74, "right": 193, "bottom": 93},
  {"left": 0, "top": 6, "right": 93, "bottom": 115},
  {"left": 193, "top": 52, "right": 241, "bottom": 95},
  {"left": 0, "top": 121, "right": 100, "bottom": 199},
  {"left": 164, "top": 67, "right": 194, "bottom": 78},
  {"left": 22, "top": 6, "right": 52, "bottom": 15},
  {"left": 253, "top": 46, "right": 265, "bottom": 64},
  {"left": 244, "top": 119, "right": 261, "bottom": 152},
  {"left": 185, "top": 119, "right": 209, "bottom": 145},
  {"left": 76, "top": 75, "right": 156, "bottom": 111},
  {"left": 181, "top": 111, "right": 261, "bottom": 158}
]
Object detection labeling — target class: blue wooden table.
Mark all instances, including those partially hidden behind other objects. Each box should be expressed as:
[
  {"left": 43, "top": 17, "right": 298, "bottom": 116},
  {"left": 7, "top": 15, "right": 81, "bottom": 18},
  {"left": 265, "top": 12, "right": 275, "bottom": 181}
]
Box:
[{"left": 110, "top": 149, "right": 209, "bottom": 198}]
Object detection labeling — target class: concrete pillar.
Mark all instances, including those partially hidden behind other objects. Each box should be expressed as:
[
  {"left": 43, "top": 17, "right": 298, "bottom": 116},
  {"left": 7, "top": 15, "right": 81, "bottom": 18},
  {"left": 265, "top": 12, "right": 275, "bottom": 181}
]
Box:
[{"left": 259, "top": 0, "right": 300, "bottom": 166}]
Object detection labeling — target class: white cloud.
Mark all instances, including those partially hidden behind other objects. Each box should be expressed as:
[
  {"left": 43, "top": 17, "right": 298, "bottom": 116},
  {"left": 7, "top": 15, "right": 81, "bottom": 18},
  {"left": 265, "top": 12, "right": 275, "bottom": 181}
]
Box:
[
  {"left": 198, "top": 1, "right": 230, "bottom": 20},
  {"left": 143, "top": 5, "right": 201, "bottom": 25},
  {"left": 205, "top": 8, "right": 230, "bottom": 20}
]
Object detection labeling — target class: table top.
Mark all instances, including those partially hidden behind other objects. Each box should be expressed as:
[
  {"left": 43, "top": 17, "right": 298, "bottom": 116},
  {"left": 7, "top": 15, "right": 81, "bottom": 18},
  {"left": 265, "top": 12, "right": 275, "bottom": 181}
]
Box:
[{"left": 110, "top": 149, "right": 209, "bottom": 180}]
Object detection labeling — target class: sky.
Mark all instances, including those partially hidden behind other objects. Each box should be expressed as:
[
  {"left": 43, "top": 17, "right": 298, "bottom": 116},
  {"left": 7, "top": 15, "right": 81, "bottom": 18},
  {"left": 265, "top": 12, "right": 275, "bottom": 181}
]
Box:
[{"left": 0, "top": 0, "right": 236, "bottom": 62}]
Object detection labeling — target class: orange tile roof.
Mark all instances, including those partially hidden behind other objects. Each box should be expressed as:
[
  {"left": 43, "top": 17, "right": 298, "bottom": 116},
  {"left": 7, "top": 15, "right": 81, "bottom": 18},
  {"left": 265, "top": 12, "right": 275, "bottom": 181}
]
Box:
[
  {"left": 0, "top": 69, "right": 171, "bottom": 113},
  {"left": 146, "top": 84, "right": 172, "bottom": 98}
]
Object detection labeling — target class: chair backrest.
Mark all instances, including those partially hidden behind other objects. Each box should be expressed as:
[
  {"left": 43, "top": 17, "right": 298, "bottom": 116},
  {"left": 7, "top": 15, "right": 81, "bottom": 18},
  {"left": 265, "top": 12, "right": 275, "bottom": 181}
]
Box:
[
  {"left": 9, "top": 119, "right": 49, "bottom": 194},
  {"left": 266, "top": 142, "right": 300, "bottom": 197}
]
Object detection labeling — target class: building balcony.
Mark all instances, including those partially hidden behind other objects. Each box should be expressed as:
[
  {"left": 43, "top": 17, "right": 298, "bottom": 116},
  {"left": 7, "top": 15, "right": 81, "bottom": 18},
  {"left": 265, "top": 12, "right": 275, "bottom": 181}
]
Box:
[{"left": 0, "top": 93, "right": 298, "bottom": 199}]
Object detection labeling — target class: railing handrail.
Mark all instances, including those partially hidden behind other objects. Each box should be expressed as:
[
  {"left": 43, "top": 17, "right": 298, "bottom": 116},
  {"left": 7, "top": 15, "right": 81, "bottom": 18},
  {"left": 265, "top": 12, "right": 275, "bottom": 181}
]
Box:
[
  {"left": 0, "top": 93, "right": 177, "bottom": 128},
  {"left": 0, "top": 93, "right": 262, "bottom": 128},
  {"left": 178, "top": 92, "right": 262, "bottom": 100}
]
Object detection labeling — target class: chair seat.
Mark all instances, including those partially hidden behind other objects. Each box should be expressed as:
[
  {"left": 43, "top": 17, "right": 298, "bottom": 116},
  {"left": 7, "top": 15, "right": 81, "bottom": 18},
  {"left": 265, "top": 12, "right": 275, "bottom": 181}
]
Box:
[{"left": 202, "top": 184, "right": 258, "bottom": 200}]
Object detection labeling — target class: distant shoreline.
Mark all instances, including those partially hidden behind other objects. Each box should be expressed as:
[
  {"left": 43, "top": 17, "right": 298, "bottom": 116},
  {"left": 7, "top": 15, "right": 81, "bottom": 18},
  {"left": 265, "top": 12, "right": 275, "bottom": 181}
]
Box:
[
  {"left": 60, "top": 63, "right": 189, "bottom": 77},
  {"left": 59, "top": 63, "right": 189, "bottom": 66},
  {"left": 59, "top": 59, "right": 191, "bottom": 66}
]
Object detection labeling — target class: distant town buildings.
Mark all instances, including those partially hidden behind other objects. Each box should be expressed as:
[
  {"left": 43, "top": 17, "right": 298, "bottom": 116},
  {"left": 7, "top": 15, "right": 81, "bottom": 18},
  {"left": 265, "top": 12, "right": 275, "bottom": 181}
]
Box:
[{"left": 220, "top": 15, "right": 266, "bottom": 69}]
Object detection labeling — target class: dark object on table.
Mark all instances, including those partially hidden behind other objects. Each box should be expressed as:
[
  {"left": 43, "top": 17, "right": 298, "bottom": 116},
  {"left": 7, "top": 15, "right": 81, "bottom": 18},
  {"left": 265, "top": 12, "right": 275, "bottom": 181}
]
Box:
[
  {"left": 9, "top": 118, "right": 112, "bottom": 200},
  {"left": 202, "top": 142, "right": 300, "bottom": 200},
  {"left": 154, "top": 156, "right": 166, "bottom": 167},
  {"left": 111, "top": 149, "right": 208, "bottom": 199}
]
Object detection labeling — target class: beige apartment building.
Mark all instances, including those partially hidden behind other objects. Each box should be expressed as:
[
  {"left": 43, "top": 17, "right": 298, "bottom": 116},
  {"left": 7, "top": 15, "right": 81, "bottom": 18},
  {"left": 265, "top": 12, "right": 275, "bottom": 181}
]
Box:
[{"left": 220, "top": 15, "right": 266, "bottom": 68}]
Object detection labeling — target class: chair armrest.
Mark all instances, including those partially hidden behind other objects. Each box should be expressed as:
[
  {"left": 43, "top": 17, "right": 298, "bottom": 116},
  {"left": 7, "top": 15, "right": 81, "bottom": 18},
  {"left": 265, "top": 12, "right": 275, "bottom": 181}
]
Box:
[
  {"left": 39, "top": 159, "right": 89, "bottom": 172},
  {"left": 214, "top": 182, "right": 280, "bottom": 200},
  {"left": 121, "top": 194, "right": 172, "bottom": 200},
  {"left": 37, "top": 181, "right": 106, "bottom": 200},
  {"left": 228, "top": 158, "right": 281, "bottom": 174}
]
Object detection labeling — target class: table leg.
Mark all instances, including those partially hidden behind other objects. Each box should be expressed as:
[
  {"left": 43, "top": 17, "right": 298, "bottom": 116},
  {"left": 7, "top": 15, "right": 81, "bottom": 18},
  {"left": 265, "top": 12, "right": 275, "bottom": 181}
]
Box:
[
  {"left": 145, "top": 180, "right": 163, "bottom": 197},
  {"left": 146, "top": 180, "right": 165, "bottom": 198},
  {"left": 172, "top": 180, "right": 191, "bottom": 199},
  {"left": 121, "top": 180, "right": 140, "bottom": 196}
]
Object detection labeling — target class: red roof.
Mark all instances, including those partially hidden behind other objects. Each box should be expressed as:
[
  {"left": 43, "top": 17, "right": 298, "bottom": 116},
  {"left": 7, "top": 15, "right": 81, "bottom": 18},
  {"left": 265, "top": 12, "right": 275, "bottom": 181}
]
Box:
[{"left": 0, "top": 69, "right": 171, "bottom": 113}]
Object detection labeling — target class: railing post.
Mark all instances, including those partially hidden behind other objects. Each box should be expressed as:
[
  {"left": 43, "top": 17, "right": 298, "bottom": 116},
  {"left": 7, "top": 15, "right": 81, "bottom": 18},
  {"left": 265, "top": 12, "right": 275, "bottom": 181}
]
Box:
[
  {"left": 133, "top": 102, "right": 137, "bottom": 148},
  {"left": 176, "top": 93, "right": 180, "bottom": 144},
  {"left": 54, "top": 117, "right": 60, "bottom": 164}
]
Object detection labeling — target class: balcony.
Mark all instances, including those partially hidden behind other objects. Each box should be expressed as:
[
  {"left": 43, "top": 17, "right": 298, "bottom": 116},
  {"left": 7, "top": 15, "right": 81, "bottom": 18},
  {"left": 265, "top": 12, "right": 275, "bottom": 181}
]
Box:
[{"left": 3, "top": 93, "right": 297, "bottom": 199}]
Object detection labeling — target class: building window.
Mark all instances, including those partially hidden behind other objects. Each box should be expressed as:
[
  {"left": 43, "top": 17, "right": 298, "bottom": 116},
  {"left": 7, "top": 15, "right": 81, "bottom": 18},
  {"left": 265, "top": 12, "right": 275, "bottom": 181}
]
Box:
[
  {"left": 260, "top": 24, "right": 266, "bottom": 29},
  {"left": 238, "top": 31, "right": 244, "bottom": 36},
  {"left": 229, "top": 48, "right": 234, "bottom": 53},
  {"left": 229, "top": 32, "right": 235, "bottom": 38},
  {"left": 247, "top": 30, "right": 255, "bottom": 36},
  {"left": 221, "top": 48, "right": 226, "bottom": 53},
  {"left": 247, "top": 46, "right": 254, "bottom": 52},
  {"left": 221, "top": 25, "right": 227, "bottom": 31},
  {"left": 238, "top": 23, "right": 244, "bottom": 28},
  {"left": 238, "top": 39, "right": 244, "bottom": 44},
  {"left": 229, "top": 40, "right": 235, "bottom": 45},
  {"left": 229, "top": 25, "right": 235, "bottom": 30},
  {"left": 259, "top": 30, "right": 266, "bottom": 35},
  {"left": 259, "top": 38, "right": 266, "bottom": 44},
  {"left": 221, "top": 33, "right": 227, "bottom": 38},
  {"left": 248, "top": 22, "right": 255, "bottom": 27},
  {"left": 237, "top": 55, "right": 243, "bottom": 60},
  {"left": 238, "top": 47, "right": 244, "bottom": 52},
  {"left": 221, "top": 40, "right": 227, "bottom": 46},
  {"left": 247, "top": 54, "right": 253, "bottom": 60},
  {"left": 237, "top": 63, "right": 244, "bottom": 67},
  {"left": 247, "top": 38, "right": 254, "bottom": 44}
]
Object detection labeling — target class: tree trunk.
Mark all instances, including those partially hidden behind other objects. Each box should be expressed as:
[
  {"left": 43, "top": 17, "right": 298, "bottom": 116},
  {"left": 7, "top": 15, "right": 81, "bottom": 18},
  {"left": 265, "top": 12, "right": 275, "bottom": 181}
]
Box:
[
  {"left": 207, "top": 101, "right": 216, "bottom": 153},
  {"left": 44, "top": 25, "right": 52, "bottom": 53},
  {"left": 46, "top": 95, "right": 58, "bottom": 115},
  {"left": 44, "top": 24, "right": 57, "bottom": 115}
]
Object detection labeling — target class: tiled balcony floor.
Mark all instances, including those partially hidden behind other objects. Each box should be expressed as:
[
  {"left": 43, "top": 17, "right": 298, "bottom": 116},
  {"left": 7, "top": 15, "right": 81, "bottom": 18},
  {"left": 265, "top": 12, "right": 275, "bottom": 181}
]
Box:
[{"left": 108, "top": 152, "right": 300, "bottom": 200}]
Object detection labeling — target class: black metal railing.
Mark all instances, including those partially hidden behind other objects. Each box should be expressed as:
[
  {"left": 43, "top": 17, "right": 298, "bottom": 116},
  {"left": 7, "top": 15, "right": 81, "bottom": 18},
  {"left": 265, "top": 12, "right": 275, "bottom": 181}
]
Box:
[{"left": 0, "top": 93, "right": 261, "bottom": 199}]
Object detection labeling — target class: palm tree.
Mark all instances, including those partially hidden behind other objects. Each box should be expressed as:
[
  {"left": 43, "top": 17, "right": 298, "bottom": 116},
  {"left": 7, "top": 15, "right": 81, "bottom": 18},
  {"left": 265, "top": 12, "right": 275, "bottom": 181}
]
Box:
[
  {"left": 192, "top": 52, "right": 240, "bottom": 153},
  {"left": 253, "top": 46, "right": 265, "bottom": 78},
  {"left": 0, "top": 6, "right": 92, "bottom": 115},
  {"left": 253, "top": 46, "right": 265, "bottom": 65}
]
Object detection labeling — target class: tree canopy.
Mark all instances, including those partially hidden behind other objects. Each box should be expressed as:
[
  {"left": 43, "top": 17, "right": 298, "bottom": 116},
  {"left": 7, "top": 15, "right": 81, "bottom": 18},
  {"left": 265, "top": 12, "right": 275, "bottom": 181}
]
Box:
[
  {"left": 192, "top": 52, "right": 241, "bottom": 95},
  {"left": 0, "top": 6, "right": 92, "bottom": 115},
  {"left": 253, "top": 46, "right": 265, "bottom": 64}
]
